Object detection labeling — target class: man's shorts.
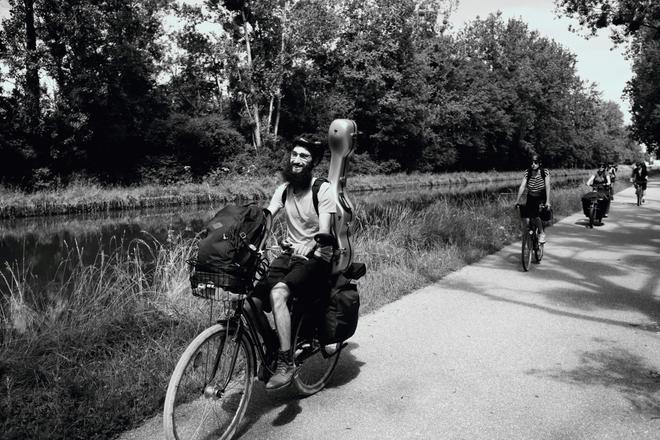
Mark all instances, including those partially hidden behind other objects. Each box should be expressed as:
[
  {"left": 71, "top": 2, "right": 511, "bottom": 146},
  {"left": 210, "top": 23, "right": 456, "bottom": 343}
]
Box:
[
  {"left": 635, "top": 179, "right": 647, "bottom": 190},
  {"left": 254, "top": 254, "right": 331, "bottom": 310}
]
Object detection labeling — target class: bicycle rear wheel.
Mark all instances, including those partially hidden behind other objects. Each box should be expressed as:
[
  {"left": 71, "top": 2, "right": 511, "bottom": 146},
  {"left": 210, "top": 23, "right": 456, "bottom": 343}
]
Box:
[
  {"left": 588, "top": 202, "right": 596, "bottom": 228},
  {"left": 521, "top": 230, "right": 532, "bottom": 271},
  {"left": 292, "top": 313, "right": 342, "bottom": 396},
  {"left": 164, "top": 324, "right": 254, "bottom": 440}
]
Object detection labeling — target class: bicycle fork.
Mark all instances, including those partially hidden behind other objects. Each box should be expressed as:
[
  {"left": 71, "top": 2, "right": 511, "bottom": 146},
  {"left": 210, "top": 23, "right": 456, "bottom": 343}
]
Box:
[{"left": 203, "top": 323, "right": 245, "bottom": 400}]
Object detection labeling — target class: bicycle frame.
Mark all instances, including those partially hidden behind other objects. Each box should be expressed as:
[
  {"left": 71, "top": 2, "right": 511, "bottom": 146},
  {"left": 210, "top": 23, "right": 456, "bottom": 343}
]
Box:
[
  {"left": 518, "top": 204, "right": 543, "bottom": 271},
  {"left": 526, "top": 219, "right": 539, "bottom": 242},
  {"left": 634, "top": 182, "right": 644, "bottom": 206}
]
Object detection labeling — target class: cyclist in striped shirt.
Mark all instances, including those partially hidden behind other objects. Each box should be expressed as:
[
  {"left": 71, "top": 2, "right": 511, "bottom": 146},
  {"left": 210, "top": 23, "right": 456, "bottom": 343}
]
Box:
[{"left": 515, "top": 154, "right": 551, "bottom": 243}]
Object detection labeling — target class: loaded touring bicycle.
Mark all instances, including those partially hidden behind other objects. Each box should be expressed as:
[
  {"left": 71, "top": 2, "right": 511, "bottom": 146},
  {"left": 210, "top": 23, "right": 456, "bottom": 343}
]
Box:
[{"left": 163, "top": 120, "right": 365, "bottom": 440}]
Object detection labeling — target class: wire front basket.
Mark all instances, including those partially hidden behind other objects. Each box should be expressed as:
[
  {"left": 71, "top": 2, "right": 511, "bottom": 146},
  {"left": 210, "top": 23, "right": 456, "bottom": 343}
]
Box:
[{"left": 189, "top": 270, "right": 248, "bottom": 320}]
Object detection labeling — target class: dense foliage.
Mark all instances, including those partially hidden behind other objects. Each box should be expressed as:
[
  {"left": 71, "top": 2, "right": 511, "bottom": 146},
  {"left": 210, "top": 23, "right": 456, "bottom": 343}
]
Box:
[
  {"left": 555, "top": 0, "right": 660, "bottom": 154},
  {"left": 0, "top": 0, "right": 644, "bottom": 187}
]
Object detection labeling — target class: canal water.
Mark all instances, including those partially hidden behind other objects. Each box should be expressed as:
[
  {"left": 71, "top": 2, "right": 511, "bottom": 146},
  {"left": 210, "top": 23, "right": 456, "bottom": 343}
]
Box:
[{"left": 0, "top": 177, "right": 583, "bottom": 296}]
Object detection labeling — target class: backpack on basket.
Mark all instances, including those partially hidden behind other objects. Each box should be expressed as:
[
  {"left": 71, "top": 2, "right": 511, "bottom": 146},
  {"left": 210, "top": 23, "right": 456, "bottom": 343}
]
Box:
[
  {"left": 192, "top": 203, "right": 268, "bottom": 292},
  {"left": 320, "top": 281, "right": 360, "bottom": 344}
]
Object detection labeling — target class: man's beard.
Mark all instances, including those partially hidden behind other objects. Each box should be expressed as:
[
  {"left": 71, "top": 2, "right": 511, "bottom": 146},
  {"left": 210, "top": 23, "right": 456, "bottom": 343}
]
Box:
[{"left": 282, "top": 162, "right": 313, "bottom": 189}]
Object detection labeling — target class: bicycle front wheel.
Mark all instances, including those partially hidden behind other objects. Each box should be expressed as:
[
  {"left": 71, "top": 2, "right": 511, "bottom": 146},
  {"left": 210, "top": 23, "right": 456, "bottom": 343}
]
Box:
[
  {"left": 164, "top": 324, "right": 254, "bottom": 440},
  {"left": 534, "top": 239, "right": 544, "bottom": 263},
  {"left": 521, "top": 231, "right": 532, "bottom": 271},
  {"left": 588, "top": 203, "right": 596, "bottom": 228},
  {"left": 292, "top": 313, "right": 342, "bottom": 396},
  {"left": 637, "top": 187, "right": 642, "bottom": 206}
]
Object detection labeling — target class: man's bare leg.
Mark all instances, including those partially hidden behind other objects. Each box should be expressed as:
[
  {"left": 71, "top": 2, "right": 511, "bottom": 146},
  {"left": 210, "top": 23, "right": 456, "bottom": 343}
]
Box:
[
  {"left": 266, "top": 282, "right": 294, "bottom": 390},
  {"left": 271, "top": 282, "right": 291, "bottom": 351}
]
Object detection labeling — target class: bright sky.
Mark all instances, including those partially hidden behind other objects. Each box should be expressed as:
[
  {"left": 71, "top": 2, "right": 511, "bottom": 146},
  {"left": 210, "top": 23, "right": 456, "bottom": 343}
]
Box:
[{"left": 449, "top": 0, "right": 633, "bottom": 124}]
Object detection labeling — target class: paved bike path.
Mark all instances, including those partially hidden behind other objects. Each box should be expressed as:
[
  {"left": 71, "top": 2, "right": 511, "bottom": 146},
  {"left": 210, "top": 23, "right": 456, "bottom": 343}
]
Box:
[{"left": 120, "top": 180, "right": 660, "bottom": 440}]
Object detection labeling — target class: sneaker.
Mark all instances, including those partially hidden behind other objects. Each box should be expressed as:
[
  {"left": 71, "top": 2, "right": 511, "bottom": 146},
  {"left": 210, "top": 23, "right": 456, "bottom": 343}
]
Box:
[
  {"left": 642, "top": 197, "right": 645, "bottom": 204},
  {"left": 265, "top": 351, "right": 294, "bottom": 390},
  {"left": 323, "top": 343, "right": 340, "bottom": 357},
  {"left": 538, "top": 233, "right": 546, "bottom": 244},
  {"left": 603, "top": 214, "right": 608, "bottom": 218}
]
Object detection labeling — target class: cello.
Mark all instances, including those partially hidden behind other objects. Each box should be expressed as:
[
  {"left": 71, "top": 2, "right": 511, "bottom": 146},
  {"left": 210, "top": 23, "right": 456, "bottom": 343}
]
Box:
[{"left": 326, "top": 119, "right": 358, "bottom": 275}]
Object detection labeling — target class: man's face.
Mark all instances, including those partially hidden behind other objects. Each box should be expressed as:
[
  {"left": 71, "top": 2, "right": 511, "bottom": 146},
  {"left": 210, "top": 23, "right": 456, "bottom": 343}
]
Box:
[
  {"left": 282, "top": 145, "right": 314, "bottom": 188},
  {"left": 289, "top": 146, "right": 313, "bottom": 174}
]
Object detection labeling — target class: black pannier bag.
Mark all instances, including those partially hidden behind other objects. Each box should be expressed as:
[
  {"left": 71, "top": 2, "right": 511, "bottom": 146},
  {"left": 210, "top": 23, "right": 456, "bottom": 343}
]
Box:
[
  {"left": 191, "top": 203, "right": 268, "bottom": 292},
  {"left": 581, "top": 191, "right": 609, "bottom": 218},
  {"left": 539, "top": 205, "right": 553, "bottom": 222},
  {"left": 320, "top": 281, "right": 360, "bottom": 344}
]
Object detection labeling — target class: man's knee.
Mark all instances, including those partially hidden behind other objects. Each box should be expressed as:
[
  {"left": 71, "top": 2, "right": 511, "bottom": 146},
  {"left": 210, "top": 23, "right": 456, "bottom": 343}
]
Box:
[{"left": 270, "top": 282, "right": 290, "bottom": 307}]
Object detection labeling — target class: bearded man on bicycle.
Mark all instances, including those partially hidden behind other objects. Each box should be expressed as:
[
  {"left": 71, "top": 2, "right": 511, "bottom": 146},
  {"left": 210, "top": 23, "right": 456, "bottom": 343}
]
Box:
[
  {"left": 258, "top": 136, "right": 336, "bottom": 390},
  {"left": 515, "top": 154, "right": 551, "bottom": 243}
]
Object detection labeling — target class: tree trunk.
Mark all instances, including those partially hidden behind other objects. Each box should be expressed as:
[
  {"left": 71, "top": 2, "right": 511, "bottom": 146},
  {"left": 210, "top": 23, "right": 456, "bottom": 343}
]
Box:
[
  {"left": 24, "top": 0, "right": 40, "bottom": 130},
  {"left": 241, "top": 7, "right": 261, "bottom": 149},
  {"left": 267, "top": 94, "right": 274, "bottom": 133},
  {"left": 274, "top": 95, "right": 281, "bottom": 138},
  {"left": 252, "top": 102, "right": 261, "bottom": 150}
]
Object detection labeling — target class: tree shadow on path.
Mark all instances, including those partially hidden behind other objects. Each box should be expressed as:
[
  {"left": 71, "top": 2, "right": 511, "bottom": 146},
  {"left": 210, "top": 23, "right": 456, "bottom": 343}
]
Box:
[{"left": 526, "top": 342, "right": 660, "bottom": 419}]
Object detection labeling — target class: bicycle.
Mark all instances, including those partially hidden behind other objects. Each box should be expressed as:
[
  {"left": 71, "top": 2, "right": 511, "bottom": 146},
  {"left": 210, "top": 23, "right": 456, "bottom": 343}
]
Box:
[
  {"left": 517, "top": 204, "right": 544, "bottom": 272},
  {"left": 634, "top": 181, "right": 644, "bottom": 206},
  {"left": 585, "top": 184, "right": 609, "bottom": 228},
  {"left": 163, "top": 214, "right": 365, "bottom": 440}
]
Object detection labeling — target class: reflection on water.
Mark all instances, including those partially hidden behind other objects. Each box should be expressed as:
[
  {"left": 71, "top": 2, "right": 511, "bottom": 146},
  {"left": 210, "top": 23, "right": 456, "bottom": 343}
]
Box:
[{"left": 0, "top": 177, "right": 582, "bottom": 296}]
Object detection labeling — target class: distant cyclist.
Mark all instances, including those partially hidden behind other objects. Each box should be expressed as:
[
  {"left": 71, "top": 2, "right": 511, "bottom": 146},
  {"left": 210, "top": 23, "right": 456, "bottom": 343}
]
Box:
[
  {"left": 607, "top": 162, "right": 617, "bottom": 200},
  {"left": 631, "top": 161, "right": 648, "bottom": 203},
  {"left": 515, "top": 154, "right": 551, "bottom": 244},
  {"left": 586, "top": 163, "right": 611, "bottom": 217}
]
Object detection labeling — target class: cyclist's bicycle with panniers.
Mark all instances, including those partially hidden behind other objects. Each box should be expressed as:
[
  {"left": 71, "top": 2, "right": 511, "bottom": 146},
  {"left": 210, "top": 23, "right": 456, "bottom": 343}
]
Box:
[{"left": 163, "top": 119, "right": 364, "bottom": 440}]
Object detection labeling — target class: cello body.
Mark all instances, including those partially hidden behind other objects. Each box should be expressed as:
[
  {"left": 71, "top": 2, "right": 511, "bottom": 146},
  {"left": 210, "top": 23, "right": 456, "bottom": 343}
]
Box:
[{"left": 327, "top": 119, "right": 358, "bottom": 275}]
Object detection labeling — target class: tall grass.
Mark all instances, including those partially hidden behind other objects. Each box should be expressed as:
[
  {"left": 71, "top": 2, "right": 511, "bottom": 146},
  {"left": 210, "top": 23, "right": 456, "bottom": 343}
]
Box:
[
  {"left": 0, "top": 233, "right": 205, "bottom": 440},
  {"left": 0, "top": 180, "right": 624, "bottom": 439}
]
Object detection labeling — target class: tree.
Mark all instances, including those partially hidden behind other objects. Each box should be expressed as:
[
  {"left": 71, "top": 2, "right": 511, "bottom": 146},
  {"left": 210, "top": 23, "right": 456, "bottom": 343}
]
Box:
[
  {"left": 555, "top": 0, "right": 660, "bottom": 153},
  {"left": 35, "top": 0, "right": 169, "bottom": 181},
  {"left": 625, "top": 37, "right": 660, "bottom": 152},
  {"left": 1, "top": 0, "right": 43, "bottom": 173},
  {"left": 447, "top": 14, "right": 600, "bottom": 170},
  {"left": 217, "top": 0, "right": 340, "bottom": 149},
  {"left": 554, "top": 0, "right": 660, "bottom": 42}
]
